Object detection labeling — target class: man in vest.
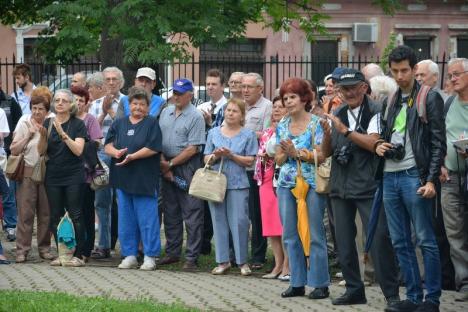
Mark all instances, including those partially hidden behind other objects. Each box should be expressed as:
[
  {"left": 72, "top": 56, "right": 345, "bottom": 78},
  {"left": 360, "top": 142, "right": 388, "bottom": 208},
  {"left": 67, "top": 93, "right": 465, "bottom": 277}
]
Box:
[
  {"left": 321, "top": 68, "right": 400, "bottom": 307},
  {"left": 376, "top": 45, "right": 445, "bottom": 312}
]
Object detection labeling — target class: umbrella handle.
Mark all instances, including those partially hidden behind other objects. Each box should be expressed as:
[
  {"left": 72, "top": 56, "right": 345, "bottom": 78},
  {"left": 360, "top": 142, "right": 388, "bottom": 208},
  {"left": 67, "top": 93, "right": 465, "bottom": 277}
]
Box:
[{"left": 296, "top": 159, "right": 303, "bottom": 177}]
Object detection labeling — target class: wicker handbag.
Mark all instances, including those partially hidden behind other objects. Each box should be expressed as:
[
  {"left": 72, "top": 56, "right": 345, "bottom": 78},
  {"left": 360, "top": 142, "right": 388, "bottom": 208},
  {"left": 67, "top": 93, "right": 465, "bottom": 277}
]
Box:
[
  {"left": 189, "top": 155, "right": 227, "bottom": 203},
  {"left": 5, "top": 153, "right": 26, "bottom": 181},
  {"left": 314, "top": 149, "right": 331, "bottom": 194}
]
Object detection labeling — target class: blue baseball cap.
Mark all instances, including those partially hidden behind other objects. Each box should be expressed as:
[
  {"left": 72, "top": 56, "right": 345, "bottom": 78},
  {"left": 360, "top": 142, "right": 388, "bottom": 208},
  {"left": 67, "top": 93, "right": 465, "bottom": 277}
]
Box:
[
  {"left": 173, "top": 78, "right": 194, "bottom": 93},
  {"left": 331, "top": 67, "right": 346, "bottom": 81},
  {"left": 336, "top": 68, "right": 366, "bottom": 86}
]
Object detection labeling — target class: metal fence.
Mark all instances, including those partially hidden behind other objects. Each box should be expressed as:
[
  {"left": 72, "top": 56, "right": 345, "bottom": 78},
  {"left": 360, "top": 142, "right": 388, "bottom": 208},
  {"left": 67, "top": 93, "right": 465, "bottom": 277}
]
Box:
[{"left": 1, "top": 53, "right": 450, "bottom": 101}]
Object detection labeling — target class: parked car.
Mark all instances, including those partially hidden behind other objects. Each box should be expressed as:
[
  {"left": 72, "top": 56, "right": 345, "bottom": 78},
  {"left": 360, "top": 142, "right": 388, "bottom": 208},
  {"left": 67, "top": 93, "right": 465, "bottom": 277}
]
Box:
[{"left": 160, "top": 86, "right": 230, "bottom": 102}]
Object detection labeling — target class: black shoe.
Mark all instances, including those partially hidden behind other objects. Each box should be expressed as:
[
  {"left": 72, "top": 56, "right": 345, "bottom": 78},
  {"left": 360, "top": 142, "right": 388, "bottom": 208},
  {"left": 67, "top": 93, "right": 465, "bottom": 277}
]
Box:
[
  {"left": 308, "top": 287, "right": 329, "bottom": 299},
  {"left": 157, "top": 256, "right": 180, "bottom": 265},
  {"left": 384, "top": 299, "right": 419, "bottom": 312},
  {"left": 386, "top": 295, "right": 401, "bottom": 307},
  {"left": 281, "top": 286, "right": 305, "bottom": 298},
  {"left": 182, "top": 260, "right": 198, "bottom": 271},
  {"left": 414, "top": 301, "right": 439, "bottom": 312},
  {"left": 332, "top": 292, "right": 367, "bottom": 305}
]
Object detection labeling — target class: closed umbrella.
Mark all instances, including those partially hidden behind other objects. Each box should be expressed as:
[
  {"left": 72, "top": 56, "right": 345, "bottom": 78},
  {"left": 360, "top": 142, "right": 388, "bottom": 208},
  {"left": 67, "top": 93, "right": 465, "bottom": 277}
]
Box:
[
  {"left": 291, "top": 160, "right": 310, "bottom": 256},
  {"left": 364, "top": 183, "right": 383, "bottom": 263}
]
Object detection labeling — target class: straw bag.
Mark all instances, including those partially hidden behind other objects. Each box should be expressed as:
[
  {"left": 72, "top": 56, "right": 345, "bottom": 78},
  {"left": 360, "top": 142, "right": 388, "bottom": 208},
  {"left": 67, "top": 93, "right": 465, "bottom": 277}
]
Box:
[
  {"left": 189, "top": 155, "right": 227, "bottom": 203},
  {"left": 314, "top": 150, "right": 331, "bottom": 194}
]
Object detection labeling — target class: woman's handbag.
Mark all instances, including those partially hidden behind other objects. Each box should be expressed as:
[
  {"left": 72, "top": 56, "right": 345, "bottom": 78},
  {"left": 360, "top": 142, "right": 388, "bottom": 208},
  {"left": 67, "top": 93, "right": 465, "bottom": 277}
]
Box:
[
  {"left": 314, "top": 150, "right": 331, "bottom": 194},
  {"left": 90, "top": 158, "right": 110, "bottom": 191},
  {"left": 189, "top": 155, "right": 227, "bottom": 203},
  {"left": 5, "top": 153, "right": 25, "bottom": 181}
]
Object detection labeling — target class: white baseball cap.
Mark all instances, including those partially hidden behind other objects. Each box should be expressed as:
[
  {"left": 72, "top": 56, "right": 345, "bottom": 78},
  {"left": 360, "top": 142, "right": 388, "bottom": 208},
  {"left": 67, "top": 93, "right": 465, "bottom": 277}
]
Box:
[{"left": 136, "top": 67, "right": 156, "bottom": 81}]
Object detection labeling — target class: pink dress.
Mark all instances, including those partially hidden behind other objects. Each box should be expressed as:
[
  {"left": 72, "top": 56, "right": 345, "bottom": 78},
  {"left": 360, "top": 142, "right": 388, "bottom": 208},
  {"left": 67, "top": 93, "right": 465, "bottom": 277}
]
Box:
[{"left": 254, "top": 128, "right": 283, "bottom": 237}]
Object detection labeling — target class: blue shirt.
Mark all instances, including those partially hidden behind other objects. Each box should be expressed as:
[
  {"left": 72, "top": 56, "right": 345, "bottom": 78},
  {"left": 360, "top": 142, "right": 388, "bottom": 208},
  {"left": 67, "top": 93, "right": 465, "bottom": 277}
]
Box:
[
  {"left": 11, "top": 85, "right": 36, "bottom": 114},
  {"left": 276, "top": 115, "right": 323, "bottom": 189},
  {"left": 204, "top": 126, "right": 258, "bottom": 189},
  {"left": 159, "top": 104, "right": 206, "bottom": 158},
  {"left": 121, "top": 94, "right": 164, "bottom": 117}
]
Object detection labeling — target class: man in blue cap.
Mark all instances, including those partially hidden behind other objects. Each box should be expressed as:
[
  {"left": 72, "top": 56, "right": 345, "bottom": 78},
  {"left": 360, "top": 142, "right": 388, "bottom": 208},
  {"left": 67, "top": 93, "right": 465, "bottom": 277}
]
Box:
[
  {"left": 158, "top": 78, "right": 206, "bottom": 270},
  {"left": 321, "top": 68, "right": 400, "bottom": 307}
]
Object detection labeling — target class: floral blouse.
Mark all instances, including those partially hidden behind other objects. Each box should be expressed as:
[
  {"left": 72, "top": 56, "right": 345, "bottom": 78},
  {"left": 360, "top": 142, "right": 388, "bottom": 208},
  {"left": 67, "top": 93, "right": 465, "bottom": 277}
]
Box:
[
  {"left": 275, "top": 115, "right": 323, "bottom": 189},
  {"left": 254, "top": 127, "right": 276, "bottom": 186}
]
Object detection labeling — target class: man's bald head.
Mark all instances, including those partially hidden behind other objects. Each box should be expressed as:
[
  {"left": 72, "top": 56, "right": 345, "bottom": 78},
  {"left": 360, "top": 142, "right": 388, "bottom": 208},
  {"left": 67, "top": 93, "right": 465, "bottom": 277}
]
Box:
[{"left": 362, "top": 63, "right": 384, "bottom": 81}]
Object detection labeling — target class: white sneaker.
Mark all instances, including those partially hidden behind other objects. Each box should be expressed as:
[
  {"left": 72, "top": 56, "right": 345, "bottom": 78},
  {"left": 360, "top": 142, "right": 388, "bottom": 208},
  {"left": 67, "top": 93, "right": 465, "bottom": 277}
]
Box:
[
  {"left": 118, "top": 256, "right": 138, "bottom": 269},
  {"left": 140, "top": 256, "right": 156, "bottom": 271}
]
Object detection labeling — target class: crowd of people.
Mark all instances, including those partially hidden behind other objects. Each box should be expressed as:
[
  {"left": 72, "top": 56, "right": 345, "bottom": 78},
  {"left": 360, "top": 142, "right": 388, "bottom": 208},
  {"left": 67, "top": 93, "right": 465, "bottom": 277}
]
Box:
[{"left": 0, "top": 45, "right": 467, "bottom": 312}]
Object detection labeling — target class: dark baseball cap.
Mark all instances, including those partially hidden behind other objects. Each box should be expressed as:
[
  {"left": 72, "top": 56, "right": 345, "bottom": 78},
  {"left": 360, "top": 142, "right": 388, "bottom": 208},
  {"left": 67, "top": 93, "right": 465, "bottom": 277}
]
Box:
[
  {"left": 173, "top": 78, "right": 194, "bottom": 93},
  {"left": 336, "top": 68, "right": 366, "bottom": 86}
]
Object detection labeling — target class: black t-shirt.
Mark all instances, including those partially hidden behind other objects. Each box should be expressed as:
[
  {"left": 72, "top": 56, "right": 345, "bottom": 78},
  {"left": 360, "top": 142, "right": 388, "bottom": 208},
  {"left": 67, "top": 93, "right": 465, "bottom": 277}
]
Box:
[
  {"left": 105, "top": 116, "right": 162, "bottom": 197},
  {"left": 44, "top": 117, "right": 88, "bottom": 186}
]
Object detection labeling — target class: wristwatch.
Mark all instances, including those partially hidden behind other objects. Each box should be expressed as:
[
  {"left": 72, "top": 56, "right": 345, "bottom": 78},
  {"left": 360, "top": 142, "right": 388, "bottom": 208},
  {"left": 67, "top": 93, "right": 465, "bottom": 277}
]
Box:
[
  {"left": 344, "top": 129, "right": 353, "bottom": 137},
  {"left": 168, "top": 160, "right": 174, "bottom": 168}
]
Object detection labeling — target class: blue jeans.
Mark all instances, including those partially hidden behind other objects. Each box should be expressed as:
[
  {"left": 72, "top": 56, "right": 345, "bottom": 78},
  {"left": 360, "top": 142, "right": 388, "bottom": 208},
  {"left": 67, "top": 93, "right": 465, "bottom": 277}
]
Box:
[
  {"left": 277, "top": 187, "right": 330, "bottom": 288},
  {"left": 94, "top": 152, "right": 112, "bottom": 249},
  {"left": 383, "top": 167, "right": 441, "bottom": 304},
  {"left": 116, "top": 189, "right": 160, "bottom": 257},
  {"left": 2, "top": 180, "right": 17, "bottom": 229}
]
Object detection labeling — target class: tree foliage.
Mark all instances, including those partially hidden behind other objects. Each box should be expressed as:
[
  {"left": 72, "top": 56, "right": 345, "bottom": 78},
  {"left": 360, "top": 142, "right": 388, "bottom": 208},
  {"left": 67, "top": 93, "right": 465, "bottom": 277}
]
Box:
[{"left": 0, "top": 0, "right": 407, "bottom": 65}]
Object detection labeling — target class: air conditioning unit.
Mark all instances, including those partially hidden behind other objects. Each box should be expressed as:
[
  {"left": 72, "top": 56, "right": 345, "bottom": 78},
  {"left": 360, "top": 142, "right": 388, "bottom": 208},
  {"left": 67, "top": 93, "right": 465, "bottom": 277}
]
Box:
[{"left": 353, "top": 23, "right": 378, "bottom": 43}]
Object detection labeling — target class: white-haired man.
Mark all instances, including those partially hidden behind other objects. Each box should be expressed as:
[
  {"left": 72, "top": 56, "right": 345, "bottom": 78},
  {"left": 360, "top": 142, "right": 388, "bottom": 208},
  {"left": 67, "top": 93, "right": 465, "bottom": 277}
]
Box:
[
  {"left": 416, "top": 60, "right": 449, "bottom": 101},
  {"left": 241, "top": 72, "right": 272, "bottom": 269},
  {"left": 440, "top": 57, "right": 468, "bottom": 302},
  {"left": 362, "top": 63, "right": 384, "bottom": 81}
]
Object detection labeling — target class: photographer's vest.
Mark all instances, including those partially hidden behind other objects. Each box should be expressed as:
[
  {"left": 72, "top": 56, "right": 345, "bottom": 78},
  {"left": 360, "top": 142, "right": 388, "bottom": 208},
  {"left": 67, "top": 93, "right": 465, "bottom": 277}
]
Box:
[{"left": 330, "top": 96, "right": 381, "bottom": 199}]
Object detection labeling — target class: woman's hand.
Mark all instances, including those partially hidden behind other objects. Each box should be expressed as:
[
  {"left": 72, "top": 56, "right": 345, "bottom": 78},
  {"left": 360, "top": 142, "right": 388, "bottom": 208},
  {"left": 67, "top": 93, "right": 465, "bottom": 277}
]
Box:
[
  {"left": 115, "top": 153, "right": 134, "bottom": 166},
  {"left": 114, "top": 147, "right": 128, "bottom": 159},
  {"left": 214, "top": 147, "right": 232, "bottom": 159},
  {"left": 38, "top": 125, "right": 47, "bottom": 138},
  {"left": 53, "top": 120, "right": 68, "bottom": 140},
  {"left": 297, "top": 148, "right": 313, "bottom": 162},
  {"left": 279, "top": 139, "right": 297, "bottom": 158}
]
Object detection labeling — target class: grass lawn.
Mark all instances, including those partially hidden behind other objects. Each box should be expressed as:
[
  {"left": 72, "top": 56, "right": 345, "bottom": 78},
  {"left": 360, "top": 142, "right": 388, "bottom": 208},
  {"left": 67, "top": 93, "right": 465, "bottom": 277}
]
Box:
[{"left": 0, "top": 290, "right": 199, "bottom": 312}]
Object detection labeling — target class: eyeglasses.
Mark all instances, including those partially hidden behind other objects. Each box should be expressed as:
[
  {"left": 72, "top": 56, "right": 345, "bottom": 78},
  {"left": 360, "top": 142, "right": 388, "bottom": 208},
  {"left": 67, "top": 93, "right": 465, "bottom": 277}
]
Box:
[
  {"left": 241, "top": 84, "right": 258, "bottom": 90},
  {"left": 447, "top": 71, "right": 468, "bottom": 80},
  {"left": 229, "top": 80, "right": 242, "bottom": 85}
]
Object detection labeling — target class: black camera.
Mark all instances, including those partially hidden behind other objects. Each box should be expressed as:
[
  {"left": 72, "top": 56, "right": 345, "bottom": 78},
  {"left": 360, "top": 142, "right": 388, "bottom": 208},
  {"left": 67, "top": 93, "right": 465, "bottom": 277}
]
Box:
[
  {"left": 333, "top": 144, "right": 353, "bottom": 166},
  {"left": 384, "top": 143, "right": 405, "bottom": 161}
]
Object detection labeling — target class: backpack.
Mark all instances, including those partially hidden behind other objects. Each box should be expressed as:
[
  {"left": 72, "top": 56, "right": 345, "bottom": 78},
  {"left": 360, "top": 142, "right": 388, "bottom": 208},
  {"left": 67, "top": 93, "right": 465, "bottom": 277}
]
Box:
[{"left": 383, "top": 85, "right": 432, "bottom": 123}]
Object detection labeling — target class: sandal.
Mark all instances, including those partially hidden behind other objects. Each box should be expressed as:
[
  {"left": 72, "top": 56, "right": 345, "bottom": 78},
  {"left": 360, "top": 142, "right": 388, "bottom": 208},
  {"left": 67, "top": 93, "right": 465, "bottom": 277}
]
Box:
[
  {"left": 50, "top": 258, "right": 61, "bottom": 266},
  {"left": 212, "top": 263, "right": 231, "bottom": 275},
  {"left": 62, "top": 257, "right": 85, "bottom": 267}
]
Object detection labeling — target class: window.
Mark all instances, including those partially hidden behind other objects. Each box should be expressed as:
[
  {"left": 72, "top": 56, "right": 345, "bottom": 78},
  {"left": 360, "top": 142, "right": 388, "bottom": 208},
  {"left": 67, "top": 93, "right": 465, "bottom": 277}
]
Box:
[
  {"left": 404, "top": 36, "right": 432, "bottom": 60},
  {"left": 310, "top": 40, "right": 339, "bottom": 85},
  {"left": 199, "top": 39, "right": 265, "bottom": 86},
  {"left": 458, "top": 37, "right": 468, "bottom": 58}
]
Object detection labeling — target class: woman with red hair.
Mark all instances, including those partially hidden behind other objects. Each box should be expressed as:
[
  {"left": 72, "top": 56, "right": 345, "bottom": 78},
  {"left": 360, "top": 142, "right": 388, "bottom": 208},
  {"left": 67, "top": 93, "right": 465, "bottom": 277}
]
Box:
[
  {"left": 275, "top": 78, "right": 330, "bottom": 299},
  {"left": 71, "top": 86, "right": 103, "bottom": 261}
]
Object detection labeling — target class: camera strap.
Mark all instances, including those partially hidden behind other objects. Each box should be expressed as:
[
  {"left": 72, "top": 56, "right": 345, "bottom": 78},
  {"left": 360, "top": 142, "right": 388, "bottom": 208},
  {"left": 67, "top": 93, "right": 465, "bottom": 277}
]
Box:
[{"left": 348, "top": 104, "right": 364, "bottom": 132}]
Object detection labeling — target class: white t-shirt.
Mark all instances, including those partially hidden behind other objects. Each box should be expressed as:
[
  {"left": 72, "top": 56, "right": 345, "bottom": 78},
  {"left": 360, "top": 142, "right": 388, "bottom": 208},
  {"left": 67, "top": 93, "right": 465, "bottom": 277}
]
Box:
[
  {"left": 197, "top": 96, "right": 227, "bottom": 115},
  {"left": 0, "top": 108, "right": 10, "bottom": 154},
  {"left": 347, "top": 106, "right": 380, "bottom": 135}
]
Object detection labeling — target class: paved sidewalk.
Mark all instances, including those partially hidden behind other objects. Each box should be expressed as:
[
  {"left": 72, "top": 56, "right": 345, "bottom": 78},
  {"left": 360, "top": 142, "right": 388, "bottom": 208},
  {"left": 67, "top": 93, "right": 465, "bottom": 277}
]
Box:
[{"left": 0, "top": 256, "right": 465, "bottom": 312}]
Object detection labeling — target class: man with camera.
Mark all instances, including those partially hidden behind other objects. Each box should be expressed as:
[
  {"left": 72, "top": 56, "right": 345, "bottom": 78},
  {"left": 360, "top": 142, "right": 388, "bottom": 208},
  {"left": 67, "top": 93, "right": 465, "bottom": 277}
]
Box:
[
  {"left": 321, "top": 68, "right": 400, "bottom": 307},
  {"left": 375, "top": 46, "right": 445, "bottom": 312}
]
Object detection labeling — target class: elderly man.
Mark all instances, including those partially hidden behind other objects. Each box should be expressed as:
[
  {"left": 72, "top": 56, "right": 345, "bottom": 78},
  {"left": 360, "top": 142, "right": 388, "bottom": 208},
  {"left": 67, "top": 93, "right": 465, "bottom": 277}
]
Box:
[
  {"left": 89, "top": 66, "right": 126, "bottom": 259},
  {"left": 158, "top": 78, "right": 206, "bottom": 270},
  {"left": 116, "top": 67, "right": 164, "bottom": 118},
  {"left": 71, "top": 72, "right": 87, "bottom": 88},
  {"left": 212, "top": 71, "right": 244, "bottom": 127},
  {"left": 362, "top": 63, "right": 384, "bottom": 81},
  {"left": 415, "top": 60, "right": 449, "bottom": 101},
  {"left": 87, "top": 72, "right": 106, "bottom": 102},
  {"left": 441, "top": 58, "right": 468, "bottom": 302},
  {"left": 321, "top": 68, "right": 400, "bottom": 307},
  {"left": 240, "top": 72, "right": 272, "bottom": 268}
]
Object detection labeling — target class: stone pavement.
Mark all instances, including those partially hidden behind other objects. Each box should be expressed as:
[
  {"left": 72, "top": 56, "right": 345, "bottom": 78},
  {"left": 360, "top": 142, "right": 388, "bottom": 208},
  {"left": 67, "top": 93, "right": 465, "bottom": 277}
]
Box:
[{"left": 0, "top": 250, "right": 466, "bottom": 312}]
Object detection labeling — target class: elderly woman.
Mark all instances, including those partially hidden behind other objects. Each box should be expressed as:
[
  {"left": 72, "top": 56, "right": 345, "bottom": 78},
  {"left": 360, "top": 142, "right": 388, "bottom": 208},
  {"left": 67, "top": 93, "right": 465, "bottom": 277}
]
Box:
[
  {"left": 38, "top": 89, "right": 88, "bottom": 267},
  {"left": 275, "top": 78, "right": 330, "bottom": 299},
  {"left": 71, "top": 86, "right": 103, "bottom": 261},
  {"left": 369, "top": 75, "right": 398, "bottom": 104},
  {"left": 254, "top": 96, "right": 289, "bottom": 279},
  {"left": 204, "top": 98, "right": 258, "bottom": 276},
  {"left": 11, "top": 94, "right": 54, "bottom": 263},
  {"left": 105, "top": 87, "right": 161, "bottom": 271}
]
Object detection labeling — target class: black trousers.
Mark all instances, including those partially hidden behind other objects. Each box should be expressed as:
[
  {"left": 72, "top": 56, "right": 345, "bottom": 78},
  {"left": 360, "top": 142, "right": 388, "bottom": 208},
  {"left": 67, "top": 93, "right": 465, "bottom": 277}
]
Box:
[
  {"left": 247, "top": 171, "right": 267, "bottom": 264},
  {"left": 82, "top": 184, "right": 95, "bottom": 258},
  {"left": 46, "top": 183, "right": 85, "bottom": 258},
  {"left": 331, "top": 197, "right": 399, "bottom": 299}
]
